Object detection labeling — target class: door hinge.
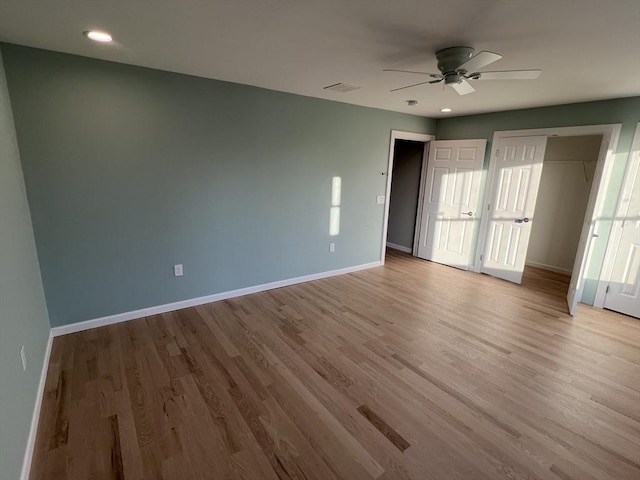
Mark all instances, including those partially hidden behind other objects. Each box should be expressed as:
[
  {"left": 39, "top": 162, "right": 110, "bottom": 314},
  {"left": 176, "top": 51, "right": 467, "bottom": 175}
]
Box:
[
  {"left": 496, "top": 149, "right": 499, "bottom": 157},
  {"left": 480, "top": 254, "right": 483, "bottom": 261},
  {"left": 487, "top": 203, "right": 491, "bottom": 211},
  {"left": 606, "top": 285, "right": 610, "bottom": 293}
]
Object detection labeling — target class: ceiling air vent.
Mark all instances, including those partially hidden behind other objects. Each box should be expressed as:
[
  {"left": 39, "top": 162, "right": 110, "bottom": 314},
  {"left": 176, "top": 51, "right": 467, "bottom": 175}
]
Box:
[{"left": 324, "top": 82, "right": 361, "bottom": 93}]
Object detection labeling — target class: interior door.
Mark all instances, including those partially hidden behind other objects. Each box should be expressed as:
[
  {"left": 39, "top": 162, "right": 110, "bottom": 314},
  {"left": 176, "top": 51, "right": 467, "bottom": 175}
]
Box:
[
  {"left": 416, "top": 139, "right": 486, "bottom": 270},
  {"left": 566, "top": 138, "right": 609, "bottom": 315},
  {"left": 481, "top": 136, "right": 547, "bottom": 283},
  {"left": 603, "top": 136, "right": 640, "bottom": 318}
]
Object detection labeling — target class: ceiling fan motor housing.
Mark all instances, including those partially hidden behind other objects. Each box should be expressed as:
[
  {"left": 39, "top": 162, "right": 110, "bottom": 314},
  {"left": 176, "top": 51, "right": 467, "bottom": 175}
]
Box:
[{"left": 436, "top": 46, "right": 475, "bottom": 77}]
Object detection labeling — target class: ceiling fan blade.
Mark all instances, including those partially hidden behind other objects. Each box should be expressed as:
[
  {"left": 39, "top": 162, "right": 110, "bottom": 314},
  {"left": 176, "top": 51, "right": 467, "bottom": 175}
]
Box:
[
  {"left": 390, "top": 79, "right": 440, "bottom": 92},
  {"left": 383, "top": 69, "right": 442, "bottom": 78},
  {"left": 474, "top": 69, "right": 542, "bottom": 80},
  {"left": 451, "top": 79, "right": 475, "bottom": 95},
  {"left": 458, "top": 51, "right": 502, "bottom": 73}
]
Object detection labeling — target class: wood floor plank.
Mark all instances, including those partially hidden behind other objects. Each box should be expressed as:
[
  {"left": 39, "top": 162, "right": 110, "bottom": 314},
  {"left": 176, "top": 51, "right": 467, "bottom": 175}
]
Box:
[
  {"left": 357, "top": 405, "right": 410, "bottom": 452},
  {"left": 29, "top": 250, "right": 640, "bottom": 479}
]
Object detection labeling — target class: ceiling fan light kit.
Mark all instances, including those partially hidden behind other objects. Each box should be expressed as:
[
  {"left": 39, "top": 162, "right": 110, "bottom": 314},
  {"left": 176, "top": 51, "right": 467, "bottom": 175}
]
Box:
[{"left": 386, "top": 46, "right": 542, "bottom": 95}]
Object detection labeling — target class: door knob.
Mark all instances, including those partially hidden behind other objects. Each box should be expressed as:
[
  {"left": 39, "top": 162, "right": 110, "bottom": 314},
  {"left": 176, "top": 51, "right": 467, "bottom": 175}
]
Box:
[
  {"left": 461, "top": 212, "right": 474, "bottom": 216},
  {"left": 515, "top": 218, "right": 530, "bottom": 224}
]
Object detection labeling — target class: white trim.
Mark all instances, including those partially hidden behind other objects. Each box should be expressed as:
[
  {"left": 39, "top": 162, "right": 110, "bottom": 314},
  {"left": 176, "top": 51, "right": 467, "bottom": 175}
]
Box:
[
  {"left": 21, "top": 330, "right": 53, "bottom": 480},
  {"left": 51, "top": 261, "right": 382, "bottom": 337},
  {"left": 486, "top": 124, "right": 622, "bottom": 141},
  {"left": 594, "top": 122, "right": 640, "bottom": 307},
  {"left": 381, "top": 130, "right": 434, "bottom": 264},
  {"left": 525, "top": 261, "right": 572, "bottom": 275},
  {"left": 474, "top": 124, "right": 623, "bottom": 308},
  {"left": 386, "top": 242, "right": 412, "bottom": 254}
]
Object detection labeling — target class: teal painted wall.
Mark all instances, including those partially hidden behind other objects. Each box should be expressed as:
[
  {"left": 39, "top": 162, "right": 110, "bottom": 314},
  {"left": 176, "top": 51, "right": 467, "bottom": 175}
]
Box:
[
  {"left": 436, "top": 97, "right": 640, "bottom": 304},
  {"left": 0, "top": 49, "right": 51, "bottom": 479},
  {"left": 1, "top": 44, "right": 435, "bottom": 327}
]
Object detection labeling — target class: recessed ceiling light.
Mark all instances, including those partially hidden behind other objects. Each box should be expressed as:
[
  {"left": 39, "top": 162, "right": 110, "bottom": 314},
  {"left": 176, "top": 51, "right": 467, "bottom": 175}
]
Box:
[
  {"left": 83, "top": 30, "right": 112, "bottom": 43},
  {"left": 440, "top": 108, "right": 452, "bottom": 113}
]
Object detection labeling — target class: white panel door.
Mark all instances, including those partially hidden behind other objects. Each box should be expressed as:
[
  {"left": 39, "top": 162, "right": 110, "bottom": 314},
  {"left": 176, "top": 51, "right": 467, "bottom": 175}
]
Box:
[
  {"left": 566, "top": 137, "right": 609, "bottom": 316},
  {"left": 481, "top": 136, "right": 547, "bottom": 283},
  {"left": 604, "top": 136, "right": 640, "bottom": 318},
  {"left": 416, "top": 139, "right": 486, "bottom": 270}
]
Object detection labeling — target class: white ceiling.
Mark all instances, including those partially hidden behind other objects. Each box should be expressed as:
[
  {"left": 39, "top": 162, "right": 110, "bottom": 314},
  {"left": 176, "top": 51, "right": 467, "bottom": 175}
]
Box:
[{"left": 0, "top": 1, "right": 639, "bottom": 118}]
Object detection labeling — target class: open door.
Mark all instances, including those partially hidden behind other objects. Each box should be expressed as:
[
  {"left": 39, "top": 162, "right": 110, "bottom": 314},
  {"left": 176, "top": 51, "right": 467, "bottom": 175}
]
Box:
[
  {"left": 481, "top": 136, "right": 547, "bottom": 283},
  {"left": 416, "top": 139, "right": 486, "bottom": 270},
  {"left": 602, "top": 125, "right": 640, "bottom": 318},
  {"left": 566, "top": 137, "right": 611, "bottom": 315}
]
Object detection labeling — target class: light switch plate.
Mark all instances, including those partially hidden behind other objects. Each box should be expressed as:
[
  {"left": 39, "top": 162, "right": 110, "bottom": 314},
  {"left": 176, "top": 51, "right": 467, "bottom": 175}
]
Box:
[
  {"left": 376, "top": 195, "right": 385, "bottom": 205},
  {"left": 174, "top": 264, "right": 184, "bottom": 277}
]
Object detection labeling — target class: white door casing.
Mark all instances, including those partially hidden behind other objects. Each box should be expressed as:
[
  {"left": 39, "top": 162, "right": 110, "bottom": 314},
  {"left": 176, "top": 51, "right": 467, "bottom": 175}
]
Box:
[
  {"left": 416, "top": 139, "right": 486, "bottom": 270},
  {"left": 603, "top": 124, "right": 640, "bottom": 318},
  {"left": 481, "top": 136, "right": 547, "bottom": 283},
  {"left": 382, "top": 131, "right": 435, "bottom": 264}
]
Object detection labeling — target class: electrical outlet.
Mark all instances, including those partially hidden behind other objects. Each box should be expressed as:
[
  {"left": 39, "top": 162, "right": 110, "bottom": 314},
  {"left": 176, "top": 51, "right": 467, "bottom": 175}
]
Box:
[
  {"left": 376, "top": 195, "right": 385, "bottom": 205},
  {"left": 329, "top": 243, "right": 335, "bottom": 253},
  {"left": 174, "top": 264, "right": 184, "bottom": 277},
  {"left": 20, "top": 345, "right": 27, "bottom": 371}
]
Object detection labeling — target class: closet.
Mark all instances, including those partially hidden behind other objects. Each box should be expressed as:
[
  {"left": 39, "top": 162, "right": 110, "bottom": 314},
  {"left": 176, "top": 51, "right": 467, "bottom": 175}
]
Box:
[{"left": 526, "top": 135, "right": 603, "bottom": 275}]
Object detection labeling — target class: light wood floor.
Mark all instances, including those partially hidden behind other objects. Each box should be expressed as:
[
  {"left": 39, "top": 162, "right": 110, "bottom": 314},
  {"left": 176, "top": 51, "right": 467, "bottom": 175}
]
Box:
[{"left": 30, "top": 250, "right": 640, "bottom": 479}]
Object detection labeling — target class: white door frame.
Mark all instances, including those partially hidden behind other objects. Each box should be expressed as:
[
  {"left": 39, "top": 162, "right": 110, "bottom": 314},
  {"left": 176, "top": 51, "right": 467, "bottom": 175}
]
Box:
[
  {"left": 474, "top": 124, "right": 622, "bottom": 302},
  {"left": 381, "top": 130, "right": 435, "bottom": 264},
  {"left": 594, "top": 122, "right": 640, "bottom": 308}
]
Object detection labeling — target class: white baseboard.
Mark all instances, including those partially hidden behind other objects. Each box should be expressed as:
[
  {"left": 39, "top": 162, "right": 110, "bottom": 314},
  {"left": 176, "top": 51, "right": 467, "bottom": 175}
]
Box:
[
  {"left": 21, "top": 330, "right": 53, "bottom": 480},
  {"left": 51, "top": 261, "right": 382, "bottom": 337},
  {"left": 525, "top": 261, "right": 572, "bottom": 275},
  {"left": 386, "top": 242, "right": 412, "bottom": 254}
]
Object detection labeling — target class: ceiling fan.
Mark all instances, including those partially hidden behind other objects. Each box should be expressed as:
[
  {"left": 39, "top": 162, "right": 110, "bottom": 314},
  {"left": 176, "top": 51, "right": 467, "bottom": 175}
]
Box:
[{"left": 385, "top": 46, "right": 541, "bottom": 95}]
